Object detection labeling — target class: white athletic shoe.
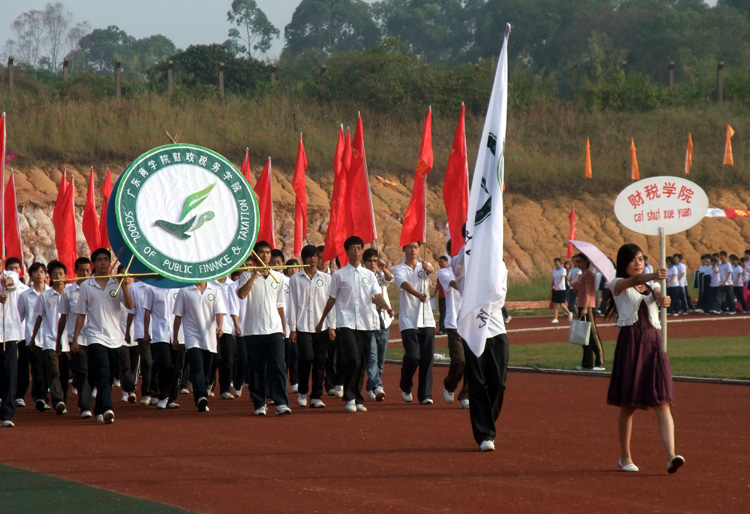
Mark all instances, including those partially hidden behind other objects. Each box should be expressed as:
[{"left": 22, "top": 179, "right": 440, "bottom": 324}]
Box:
[
  {"left": 421, "top": 398, "right": 433, "bottom": 405},
  {"left": 81, "top": 410, "right": 93, "bottom": 419},
  {"left": 1, "top": 420, "right": 15, "bottom": 427},
  {"left": 121, "top": 391, "right": 129, "bottom": 402},
  {"left": 344, "top": 400, "right": 357, "bottom": 413},
  {"left": 179, "top": 388, "right": 190, "bottom": 395},
  {"left": 197, "top": 397, "right": 209, "bottom": 412},
  {"left": 479, "top": 440, "right": 495, "bottom": 452},
  {"left": 96, "top": 414, "right": 104, "bottom": 423},
  {"left": 567, "top": 312, "right": 574, "bottom": 322},
  {"left": 150, "top": 397, "right": 159, "bottom": 405},
  {"left": 140, "top": 396, "right": 152, "bottom": 406},
  {"left": 356, "top": 404, "right": 367, "bottom": 412},
  {"left": 167, "top": 402, "right": 180, "bottom": 409},
  {"left": 275, "top": 404, "right": 292, "bottom": 416},
  {"left": 157, "top": 399, "right": 168, "bottom": 409},
  {"left": 128, "top": 392, "right": 136, "bottom": 403},
  {"left": 401, "top": 391, "right": 413, "bottom": 403},
  {"left": 230, "top": 386, "right": 242, "bottom": 398},
  {"left": 113, "top": 378, "right": 121, "bottom": 388},
  {"left": 459, "top": 398, "right": 470, "bottom": 409},
  {"left": 443, "top": 388, "right": 455, "bottom": 404},
  {"left": 333, "top": 385, "right": 344, "bottom": 398},
  {"left": 366, "top": 390, "right": 376, "bottom": 401},
  {"left": 374, "top": 387, "right": 385, "bottom": 401},
  {"left": 297, "top": 394, "right": 308, "bottom": 407},
  {"left": 290, "top": 383, "right": 299, "bottom": 394},
  {"left": 103, "top": 410, "right": 115, "bottom": 424},
  {"left": 310, "top": 398, "right": 326, "bottom": 408},
  {"left": 14, "top": 398, "right": 25, "bottom": 407},
  {"left": 255, "top": 404, "right": 268, "bottom": 416},
  {"left": 551, "top": 318, "right": 559, "bottom": 324},
  {"left": 220, "top": 392, "right": 234, "bottom": 400}
]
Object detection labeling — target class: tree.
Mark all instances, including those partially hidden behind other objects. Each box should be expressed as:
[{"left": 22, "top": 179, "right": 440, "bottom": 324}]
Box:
[
  {"left": 227, "top": 0, "right": 280, "bottom": 59},
  {"left": 283, "top": 0, "right": 380, "bottom": 56},
  {"left": 73, "top": 25, "right": 136, "bottom": 74},
  {"left": 6, "top": 9, "right": 45, "bottom": 67}
]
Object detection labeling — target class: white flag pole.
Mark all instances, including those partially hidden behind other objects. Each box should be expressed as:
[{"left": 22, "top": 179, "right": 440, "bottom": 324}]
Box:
[{"left": 659, "top": 226, "right": 668, "bottom": 352}]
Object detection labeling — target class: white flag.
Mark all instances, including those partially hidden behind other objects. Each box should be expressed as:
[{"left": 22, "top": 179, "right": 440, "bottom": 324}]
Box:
[{"left": 457, "top": 24, "right": 511, "bottom": 357}]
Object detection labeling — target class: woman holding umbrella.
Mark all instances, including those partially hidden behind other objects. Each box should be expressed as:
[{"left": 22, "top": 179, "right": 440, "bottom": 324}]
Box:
[{"left": 572, "top": 253, "right": 605, "bottom": 371}]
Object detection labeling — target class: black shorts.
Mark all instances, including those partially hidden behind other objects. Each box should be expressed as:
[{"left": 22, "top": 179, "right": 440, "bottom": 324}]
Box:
[{"left": 551, "top": 290, "right": 567, "bottom": 303}]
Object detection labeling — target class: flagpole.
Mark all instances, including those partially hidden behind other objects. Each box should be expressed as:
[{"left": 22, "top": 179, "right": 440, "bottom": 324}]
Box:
[{"left": 1, "top": 112, "right": 6, "bottom": 351}]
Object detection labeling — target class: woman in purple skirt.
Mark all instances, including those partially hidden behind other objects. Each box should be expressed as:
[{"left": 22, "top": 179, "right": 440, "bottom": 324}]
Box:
[{"left": 606, "top": 244, "right": 686, "bottom": 474}]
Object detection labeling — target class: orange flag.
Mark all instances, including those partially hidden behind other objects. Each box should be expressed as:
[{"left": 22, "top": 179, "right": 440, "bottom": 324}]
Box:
[
  {"left": 254, "top": 157, "right": 276, "bottom": 248},
  {"left": 240, "top": 147, "right": 252, "bottom": 183},
  {"left": 630, "top": 139, "right": 640, "bottom": 180},
  {"left": 4, "top": 171, "right": 25, "bottom": 275},
  {"left": 724, "top": 125, "right": 735, "bottom": 166},
  {"left": 82, "top": 167, "right": 101, "bottom": 252},
  {"left": 323, "top": 126, "right": 347, "bottom": 265},
  {"left": 400, "top": 107, "right": 433, "bottom": 247},
  {"left": 685, "top": 133, "right": 693, "bottom": 174},
  {"left": 585, "top": 138, "right": 592, "bottom": 178},
  {"left": 99, "top": 167, "right": 113, "bottom": 250},
  {"left": 567, "top": 207, "right": 576, "bottom": 259},
  {"left": 443, "top": 104, "right": 468, "bottom": 256},
  {"left": 292, "top": 133, "right": 308, "bottom": 257}
]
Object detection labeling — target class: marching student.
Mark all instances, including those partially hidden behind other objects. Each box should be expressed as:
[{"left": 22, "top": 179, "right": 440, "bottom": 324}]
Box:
[
  {"left": 72, "top": 248, "right": 134, "bottom": 424},
  {"left": 119, "top": 271, "right": 139, "bottom": 404},
  {"left": 5, "top": 258, "right": 30, "bottom": 409},
  {"left": 317, "top": 245, "right": 343, "bottom": 397},
  {"left": 144, "top": 286, "right": 181, "bottom": 409},
  {"left": 315, "top": 236, "right": 395, "bottom": 413},
  {"left": 436, "top": 253, "right": 469, "bottom": 408},
  {"left": 173, "top": 281, "right": 227, "bottom": 412},
  {"left": 270, "top": 249, "right": 299, "bottom": 395},
  {"left": 17, "top": 262, "right": 50, "bottom": 411},
  {"left": 209, "top": 275, "right": 236, "bottom": 400},
  {"left": 0, "top": 262, "right": 25, "bottom": 427},
  {"left": 126, "top": 278, "right": 155, "bottom": 405},
  {"left": 289, "top": 245, "right": 335, "bottom": 409},
  {"left": 718, "top": 251, "right": 736, "bottom": 314},
  {"left": 392, "top": 241, "right": 436, "bottom": 405},
  {"left": 57, "top": 257, "right": 93, "bottom": 418},
  {"left": 228, "top": 267, "right": 248, "bottom": 398},
  {"left": 730, "top": 254, "right": 748, "bottom": 313},
  {"left": 236, "top": 241, "right": 292, "bottom": 416},
  {"left": 30, "top": 260, "right": 70, "bottom": 415},
  {"left": 363, "top": 248, "right": 393, "bottom": 402}
]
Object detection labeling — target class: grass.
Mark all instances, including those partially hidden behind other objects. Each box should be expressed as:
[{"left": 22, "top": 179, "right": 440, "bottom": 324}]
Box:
[{"left": 386, "top": 336, "right": 750, "bottom": 380}]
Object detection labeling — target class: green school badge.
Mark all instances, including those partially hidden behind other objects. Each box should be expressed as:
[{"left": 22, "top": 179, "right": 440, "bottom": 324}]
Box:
[
  {"left": 316, "top": 278, "right": 324, "bottom": 287},
  {"left": 362, "top": 277, "right": 369, "bottom": 285},
  {"left": 115, "top": 144, "right": 259, "bottom": 283},
  {"left": 207, "top": 293, "right": 215, "bottom": 301}
]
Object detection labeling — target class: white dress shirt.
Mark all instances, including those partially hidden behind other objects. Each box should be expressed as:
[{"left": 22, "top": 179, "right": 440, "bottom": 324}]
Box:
[
  {"left": 437, "top": 267, "right": 461, "bottom": 330},
  {"left": 33, "top": 287, "right": 68, "bottom": 351},
  {"left": 288, "top": 269, "right": 336, "bottom": 333},
  {"left": 371, "top": 270, "right": 394, "bottom": 330},
  {"left": 210, "top": 279, "right": 236, "bottom": 336},
  {"left": 328, "top": 263, "right": 381, "bottom": 331},
  {"left": 75, "top": 277, "right": 127, "bottom": 348},
  {"left": 173, "top": 284, "right": 227, "bottom": 352},
  {"left": 58, "top": 283, "right": 87, "bottom": 346},
  {"left": 144, "top": 286, "right": 177, "bottom": 344},
  {"left": 238, "top": 270, "right": 285, "bottom": 336},
  {"left": 392, "top": 261, "right": 436, "bottom": 331},
  {"left": 129, "top": 281, "right": 151, "bottom": 340},
  {"left": 17, "top": 284, "right": 50, "bottom": 346},
  {"left": 227, "top": 279, "right": 247, "bottom": 336}
]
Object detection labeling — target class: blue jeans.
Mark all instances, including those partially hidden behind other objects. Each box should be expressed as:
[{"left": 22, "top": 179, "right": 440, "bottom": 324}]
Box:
[{"left": 366, "top": 328, "right": 389, "bottom": 391}]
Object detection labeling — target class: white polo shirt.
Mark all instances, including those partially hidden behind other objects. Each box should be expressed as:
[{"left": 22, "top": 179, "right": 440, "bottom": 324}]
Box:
[
  {"left": 227, "top": 279, "right": 247, "bottom": 336},
  {"left": 372, "top": 270, "right": 394, "bottom": 330},
  {"left": 719, "top": 261, "right": 733, "bottom": 285},
  {"left": 17, "top": 284, "right": 50, "bottom": 347},
  {"left": 34, "top": 287, "right": 68, "bottom": 352},
  {"left": 75, "top": 277, "right": 127, "bottom": 348},
  {"left": 552, "top": 266, "right": 567, "bottom": 291},
  {"left": 437, "top": 267, "right": 461, "bottom": 330},
  {"left": 667, "top": 265, "right": 679, "bottom": 288},
  {"left": 732, "top": 264, "right": 743, "bottom": 287},
  {"left": 392, "top": 260, "right": 436, "bottom": 331},
  {"left": 288, "top": 269, "right": 335, "bottom": 333},
  {"left": 58, "top": 282, "right": 87, "bottom": 346},
  {"left": 144, "top": 286, "right": 177, "bottom": 344},
  {"left": 210, "top": 279, "right": 236, "bottom": 336},
  {"left": 328, "top": 263, "right": 380, "bottom": 331},
  {"left": 710, "top": 265, "right": 722, "bottom": 287},
  {"left": 173, "top": 284, "right": 227, "bottom": 352},
  {"left": 238, "top": 270, "right": 285, "bottom": 336}
]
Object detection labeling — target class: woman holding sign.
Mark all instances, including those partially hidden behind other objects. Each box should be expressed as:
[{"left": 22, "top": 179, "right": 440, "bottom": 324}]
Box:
[{"left": 606, "top": 244, "right": 685, "bottom": 474}]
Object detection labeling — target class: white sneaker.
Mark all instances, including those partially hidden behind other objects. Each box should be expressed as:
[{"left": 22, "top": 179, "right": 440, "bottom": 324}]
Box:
[
  {"left": 504, "top": 315, "right": 512, "bottom": 323},
  {"left": 150, "top": 397, "right": 159, "bottom": 405},
  {"left": 567, "top": 312, "right": 574, "bottom": 322},
  {"left": 551, "top": 318, "right": 559, "bottom": 324},
  {"left": 297, "top": 394, "right": 308, "bottom": 407},
  {"left": 167, "top": 402, "right": 180, "bottom": 409},
  {"left": 113, "top": 378, "right": 121, "bottom": 388},
  {"left": 103, "top": 410, "right": 115, "bottom": 424},
  {"left": 121, "top": 391, "right": 129, "bottom": 402},
  {"left": 230, "top": 386, "right": 242, "bottom": 398},
  {"left": 1, "top": 420, "right": 15, "bottom": 427},
  {"left": 71, "top": 387, "right": 78, "bottom": 396},
  {"left": 255, "top": 404, "right": 268, "bottom": 416},
  {"left": 401, "top": 391, "right": 413, "bottom": 403},
  {"left": 459, "top": 398, "right": 470, "bottom": 409},
  {"left": 421, "top": 398, "right": 433, "bottom": 405},
  {"left": 479, "top": 440, "right": 495, "bottom": 452},
  {"left": 92, "top": 387, "right": 98, "bottom": 398},
  {"left": 96, "top": 414, "right": 104, "bottom": 423},
  {"left": 310, "top": 398, "right": 326, "bottom": 408},
  {"left": 375, "top": 387, "right": 385, "bottom": 401},
  {"left": 197, "top": 397, "right": 209, "bottom": 412},
  {"left": 55, "top": 402, "right": 67, "bottom": 415},
  {"left": 345, "top": 400, "right": 357, "bottom": 413},
  {"left": 356, "top": 404, "right": 367, "bottom": 412},
  {"left": 140, "top": 396, "right": 152, "bottom": 406},
  {"left": 81, "top": 410, "right": 93, "bottom": 419},
  {"left": 443, "top": 388, "right": 455, "bottom": 403},
  {"left": 366, "top": 390, "right": 376, "bottom": 401},
  {"left": 180, "top": 388, "right": 190, "bottom": 395},
  {"left": 15, "top": 398, "right": 25, "bottom": 407},
  {"left": 221, "top": 392, "right": 234, "bottom": 400},
  {"left": 128, "top": 392, "right": 136, "bottom": 403},
  {"left": 290, "top": 383, "right": 299, "bottom": 394},
  {"left": 593, "top": 366, "right": 606, "bottom": 371},
  {"left": 207, "top": 390, "right": 215, "bottom": 397},
  {"left": 275, "top": 404, "right": 292, "bottom": 416},
  {"left": 327, "top": 388, "right": 336, "bottom": 396},
  {"left": 333, "top": 385, "right": 344, "bottom": 398},
  {"left": 157, "top": 398, "right": 168, "bottom": 409}
]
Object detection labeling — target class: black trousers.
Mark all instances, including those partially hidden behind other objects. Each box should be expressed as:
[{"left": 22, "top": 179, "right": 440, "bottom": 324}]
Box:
[
  {"left": 464, "top": 334, "right": 509, "bottom": 445},
  {"left": 216, "top": 333, "right": 235, "bottom": 394},
  {"left": 444, "top": 329, "right": 469, "bottom": 400},
  {"left": 580, "top": 309, "right": 604, "bottom": 368},
  {"left": 186, "top": 347, "right": 214, "bottom": 405},
  {"left": 88, "top": 344, "right": 119, "bottom": 416},
  {"left": 137, "top": 339, "right": 154, "bottom": 397},
  {"left": 152, "top": 342, "right": 185, "bottom": 402},
  {"left": 42, "top": 349, "right": 70, "bottom": 406},
  {"left": 233, "top": 336, "right": 250, "bottom": 391},
  {"left": 720, "top": 284, "right": 736, "bottom": 312},
  {"left": 324, "top": 336, "right": 342, "bottom": 392},
  {"left": 15, "top": 340, "right": 29, "bottom": 401},
  {"left": 70, "top": 345, "right": 92, "bottom": 413},
  {"left": 29, "top": 345, "right": 47, "bottom": 403},
  {"left": 296, "top": 331, "right": 328, "bottom": 399},
  {"left": 734, "top": 286, "right": 749, "bottom": 312},
  {"left": 285, "top": 337, "right": 299, "bottom": 387},
  {"left": 117, "top": 345, "right": 139, "bottom": 394},
  {"left": 399, "top": 327, "right": 435, "bottom": 402},
  {"left": 337, "top": 327, "right": 371, "bottom": 404},
  {"left": 438, "top": 298, "right": 446, "bottom": 332},
  {"left": 248, "top": 333, "right": 288, "bottom": 409},
  {"left": 0, "top": 341, "right": 19, "bottom": 422}
]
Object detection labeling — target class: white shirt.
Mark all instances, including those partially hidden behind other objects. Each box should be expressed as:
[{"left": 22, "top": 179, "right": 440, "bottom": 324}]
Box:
[
  {"left": 719, "top": 261, "right": 732, "bottom": 285},
  {"left": 328, "top": 263, "right": 381, "bottom": 331},
  {"left": 743, "top": 262, "right": 750, "bottom": 285},
  {"left": 288, "top": 269, "right": 335, "bottom": 333},
  {"left": 732, "top": 264, "right": 743, "bottom": 287},
  {"left": 227, "top": 280, "right": 247, "bottom": 336},
  {"left": 75, "top": 277, "right": 127, "bottom": 348},
  {"left": 144, "top": 286, "right": 177, "bottom": 343},
  {"left": 173, "top": 284, "right": 227, "bottom": 352},
  {"left": 210, "top": 279, "right": 236, "bottom": 336},
  {"left": 667, "top": 265, "right": 679, "bottom": 288},
  {"left": 58, "top": 283, "right": 87, "bottom": 346},
  {"left": 33, "top": 287, "right": 68, "bottom": 351},
  {"left": 568, "top": 266, "right": 582, "bottom": 285},
  {"left": 17, "top": 284, "right": 50, "bottom": 346},
  {"left": 238, "top": 270, "right": 285, "bottom": 336},
  {"left": 677, "top": 262, "right": 688, "bottom": 287},
  {"left": 710, "top": 265, "right": 722, "bottom": 287},
  {"left": 610, "top": 278, "right": 661, "bottom": 329},
  {"left": 437, "top": 267, "right": 461, "bottom": 330},
  {"left": 129, "top": 281, "right": 151, "bottom": 340},
  {"left": 281, "top": 274, "right": 292, "bottom": 338},
  {"left": 552, "top": 266, "right": 567, "bottom": 291},
  {"left": 392, "top": 261, "right": 436, "bottom": 331},
  {"left": 371, "top": 270, "right": 394, "bottom": 330}
]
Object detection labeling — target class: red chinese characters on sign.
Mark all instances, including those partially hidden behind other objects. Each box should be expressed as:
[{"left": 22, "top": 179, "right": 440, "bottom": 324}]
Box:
[
  {"left": 628, "top": 191, "right": 645, "bottom": 209},
  {"left": 644, "top": 184, "right": 660, "bottom": 201},
  {"left": 627, "top": 182, "right": 694, "bottom": 209},
  {"left": 662, "top": 182, "right": 677, "bottom": 198},
  {"left": 678, "top": 185, "right": 694, "bottom": 204}
]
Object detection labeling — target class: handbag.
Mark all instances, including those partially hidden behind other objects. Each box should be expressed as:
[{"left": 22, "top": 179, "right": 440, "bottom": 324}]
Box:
[{"left": 569, "top": 319, "right": 591, "bottom": 346}]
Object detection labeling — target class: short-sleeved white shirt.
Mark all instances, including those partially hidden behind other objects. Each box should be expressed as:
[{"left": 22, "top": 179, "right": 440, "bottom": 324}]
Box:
[
  {"left": 129, "top": 281, "right": 152, "bottom": 340},
  {"left": 710, "top": 265, "right": 722, "bottom": 287},
  {"left": 719, "top": 261, "right": 732, "bottom": 284},
  {"left": 58, "top": 283, "right": 87, "bottom": 346},
  {"left": 238, "top": 270, "right": 285, "bottom": 336},
  {"left": 437, "top": 267, "right": 461, "bottom": 330},
  {"left": 18, "top": 285, "right": 50, "bottom": 346},
  {"left": 34, "top": 287, "right": 68, "bottom": 351},
  {"left": 392, "top": 261, "right": 436, "bottom": 331},
  {"left": 328, "top": 263, "right": 381, "bottom": 331},
  {"left": 144, "top": 286, "right": 177, "bottom": 343},
  {"left": 552, "top": 266, "right": 567, "bottom": 291},
  {"left": 288, "top": 269, "right": 335, "bottom": 333},
  {"left": 75, "top": 277, "right": 127, "bottom": 348},
  {"left": 667, "top": 265, "right": 679, "bottom": 287},
  {"left": 371, "top": 270, "right": 394, "bottom": 330},
  {"left": 210, "top": 279, "right": 236, "bottom": 336},
  {"left": 281, "top": 274, "right": 292, "bottom": 337},
  {"left": 568, "top": 266, "right": 582, "bottom": 285},
  {"left": 732, "top": 264, "right": 743, "bottom": 286},
  {"left": 2, "top": 272, "right": 26, "bottom": 343},
  {"left": 227, "top": 280, "right": 247, "bottom": 335},
  {"left": 677, "top": 262, "right": 688, "bottom": 287},
  {"left": 173, "top": 284, "right": 227, "bottom": 352}
]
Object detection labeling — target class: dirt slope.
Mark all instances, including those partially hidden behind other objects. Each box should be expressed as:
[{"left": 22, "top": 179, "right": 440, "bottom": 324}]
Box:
[{"left": 10, "top": 164, "right": 750, "bottom": 281}]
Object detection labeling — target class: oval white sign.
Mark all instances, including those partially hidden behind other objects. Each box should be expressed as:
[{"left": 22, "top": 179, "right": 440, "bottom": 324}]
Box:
[{"left": 614, "top": 176, "right": 708, "bottom": 236}]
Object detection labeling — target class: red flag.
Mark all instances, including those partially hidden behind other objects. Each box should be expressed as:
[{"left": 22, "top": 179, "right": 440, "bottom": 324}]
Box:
[
  {"left": 401, "top": 107, "right": 433, "bottom": 247},
  {"left": 567, "top": 207, "right": 576, "bottom": 259},
  {"left": 55, "top": 176, "right": 78, "bottom": 277},
  {"left": 82, "top": 167, "right": 101, "bottom": 252},
  {"left": 4, "top": 171, "right": 25, "bottom": 275},
  {"left": 323, "top": 126, "right": 347, "bottom": 265},
  {"left": 293, "top": 134, "right": 308, "bottom": 257},
  {"left": 241, "top": 147, "right": 252, "bottom": 183},
  {"left": 630, "top": 139, "right": 640, "bottom": 180},
  {"left": 347, "top": 115, "right": 376, "bottom": 244},
  {"left": 99, "top": 167, "right": 113, "bottom": 249},
  {"left": 52, "top": 168, "right": 69, "bottom": 228},
  {"left": 1, "top": 112, "right": 5, "bottom": 263},
  {"left": 585, "top": 138, "right": 592, "bottom": 179},
  {"left": 443, "top": 104, "right": 468, "bottom": 256},
  {"left": 254, "top": 157, "right": 276, "bottom": 248}
]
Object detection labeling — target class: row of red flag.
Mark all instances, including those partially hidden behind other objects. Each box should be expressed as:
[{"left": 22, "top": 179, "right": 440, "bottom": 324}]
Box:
[{"left": 585, "top": 125, "right": 736, "bottom": 180}]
